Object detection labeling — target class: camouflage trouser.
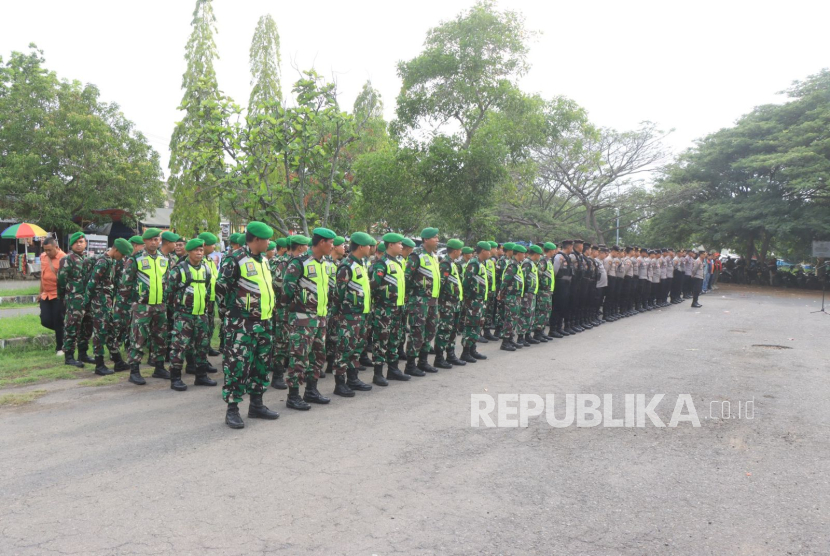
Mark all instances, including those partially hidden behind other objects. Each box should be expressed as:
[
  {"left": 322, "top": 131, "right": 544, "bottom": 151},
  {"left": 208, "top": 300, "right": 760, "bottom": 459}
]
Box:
[
  {"left": 170, "top": 312, "right": 209, "bottom": 368},
  {"left": 520, "top": 294, "right": 536, "bottom": 335},
  {"left": 286, "top": 313, "right": 326, "bottom": 387},
  {"left": 435, "top": 298, "right": 462, "bottom": 351},
  {"left": 461, "top": 296, "right": 486, "bottom": 347},
  {"left": 325, "top": 309, "right": 339, "bottom": 362},
  {"left": 112, "top": 298, "right": 131, "bottom": 348},
  {"left": 218, "top": 304, "right": 228, "bottom": 350},
  {"left": 166, "top": 305, "right": 175, "bottom": 357},
  {"left": 222, "top": 317, "right": 272, "bottom": 403},
  {"left": 406, "top": 296, "right": 438, "bottom": 357},
  {"left": 333, "top": 313, "right": 368, "bottom": 376},
  {"left": 271, "top": 307, "right": 289, "bottom": 364},
  {"left": 205, "top": 301, "right": 216, "bottom": 348},
  {"left": 485, "top": 294, "right": 496, "bottom": 328},
  {"left": 62, "top": 296, "right": 92, "bottom": 354},
  {"left": 372, "top": 304, "right": 402, "bottom": 364},
  {"left": 500, "top": 295, "right": 522, "bottom": 340},
  {"left": 535, "top": 293, "right": 553, "bottom": 331},
  {"left": 127, "top": 303, "right": 168, "bottom": 365},
  {"left": 90, "top": 293, "right": 119, "bottom": 357}
]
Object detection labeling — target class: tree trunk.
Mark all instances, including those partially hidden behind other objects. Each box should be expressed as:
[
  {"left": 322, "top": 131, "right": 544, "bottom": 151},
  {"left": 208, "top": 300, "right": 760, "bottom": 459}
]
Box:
[
  {"left": 758, "top": 230, "right": 771, "bottom": 264},
  {"left": 744, "top": 233, "right": 756, "bottom": 261},
  {"left": 591, "top": 211, "right": 605, "bottom": 244}
]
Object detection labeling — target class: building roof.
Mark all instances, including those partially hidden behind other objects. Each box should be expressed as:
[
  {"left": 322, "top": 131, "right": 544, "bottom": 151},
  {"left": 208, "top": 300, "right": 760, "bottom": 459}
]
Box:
[{"left": 141, "top": 208, "right": 172, "bottom": 228}]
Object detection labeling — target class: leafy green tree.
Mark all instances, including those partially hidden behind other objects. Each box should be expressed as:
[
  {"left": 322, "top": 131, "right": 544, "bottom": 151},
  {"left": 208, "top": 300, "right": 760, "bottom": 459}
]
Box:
[{"left": 248, "top": 14, "right": 282, "bottom": 114}]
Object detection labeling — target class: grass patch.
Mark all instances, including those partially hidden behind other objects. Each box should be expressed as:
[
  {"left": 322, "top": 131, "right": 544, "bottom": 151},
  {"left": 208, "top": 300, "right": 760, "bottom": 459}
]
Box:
[
  {"left": 0, "top": 302, "right": 38, "bottom": 310},
  {"left": 0, "top": 286, "right": 40, "bottom": 297},
  {"left": 0, "top": 389, "right": 48, "bottom": 406},
  {"left": 0, "top": 314, "right": 50, "bottom": 339},
  {"left": 0, "top": 347, "right": 86, "bottom": 387},
  {"left": 78, "top": 375, "right": 122, "bottom": 387}
]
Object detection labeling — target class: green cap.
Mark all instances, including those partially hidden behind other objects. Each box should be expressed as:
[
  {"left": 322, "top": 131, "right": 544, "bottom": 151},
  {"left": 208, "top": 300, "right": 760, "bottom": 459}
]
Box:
[
  {"left": 402, "top": 237, "right": 416, "bottom": 248},
  {"left": 114, "top": 238, "right": 132, "bottom": 257},
  {"left": 489, "top": 241, "right": 498, "bottom": 249},
  {"left": 161, "top": 231, "right": 180, "bottom": 243},
  {"left": 543, "top": 242, "right": 557, "bottom": 251},
  {"left": 382, "top": 232, "right": 404, "bottom": 244},
  {"left": 529, "top": 244, "right": 543, "bottom": 255},
  {"left": 446, "top": 239, "right": 464, "bottom": 250},
  {"left": 350, "top": 232, "right": 376, "bottom": 246},
  {"left": 229, "top": 233, "right": 242, "bottom": 245},
  {"left": 289, "top": 235, "right": 311, "bottom": 246},
  {"left": 514, "top": 244, "right": 528, "bottom": 253},
  {"left": 142, "top": 228, "right": 161, "bottom": 240},
  {"left": 476, "top": 241, "right": 492, "bottom": 250},
  {"left": 377, "top": 243, "right": 386, "bottom": 253},
  {"left": 312, "top": 227, "right": 336, "bottom": 240},
  {"left": 129, "top": 235, "right": 144, "bottom": 245},
  {"left": 421, "top": 227, "right": 439, "bottom": 240},
  {"left": 333, "top": 236, "right": 345, "bottom": 247},
  {"left": 503, "top": 242, "right": 515, "bottom": 251},
  {"left": 185, "top": 238, "right": 205, "bottom": 251},
  {"left": 198, "top": 232, "right": 219, "bottom": 246},
  {"left": 247, "top": 221, "right": 273, "bottom": 240},
  {"left": 461, "top": 247, "right": 474, "bottom": 254},
  {"left": 268, "top": 241, "right": 277, "bottom": 251},
  {"left": 276, "top": 237, "right": 289, "bottom": 248}
]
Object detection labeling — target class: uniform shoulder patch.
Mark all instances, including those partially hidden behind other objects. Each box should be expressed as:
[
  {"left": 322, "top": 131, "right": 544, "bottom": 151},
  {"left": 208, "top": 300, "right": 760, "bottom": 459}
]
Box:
[
  {"left": 141, "top": 259, "right": 150, "bottom": 270},
  {"left": 245, "top": 262, "right": 257, "bottom": 275}
]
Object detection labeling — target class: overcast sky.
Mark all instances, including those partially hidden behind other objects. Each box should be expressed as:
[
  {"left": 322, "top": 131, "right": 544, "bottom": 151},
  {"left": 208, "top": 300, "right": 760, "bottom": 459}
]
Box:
[{"left": 2, "top": 0, "right": 828, "bottom": 178}]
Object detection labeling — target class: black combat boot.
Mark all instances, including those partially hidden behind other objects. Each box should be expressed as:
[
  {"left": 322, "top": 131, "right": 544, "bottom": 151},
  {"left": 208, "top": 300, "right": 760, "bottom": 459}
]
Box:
[
  {"left": 484, "top": 328, "right": 499, "bottom": 341},
  {"left": 477, "top": 332, "right": 489, "bottom": 344},
  {"left": 270, "top": 363, "right": 288, "bottom": 390},
  {"left": 346, "top": 367, "right": 372, "bottom": 391},
  {"left": 520, "top": 335, "right": 532, "bottom": 347},
  {"left": 128, "top": 362, "right": 146, "bottom": 385},
  {"left": 208, "top": 347, "right": 220, "bottom": 357},
  {"left": 94, "top": 355, "right": 113, "bottom": 376},
  {"left": 511, "top": 335, "right": 524, "bottom": 348},
  {"left": 152, "top": 361, "right": 170, "bottom": 379},
  {"left": 433, "top": 350, "right": 453, "bottom": 369},
  {"left": 333, "top": 373, "right": 355, "bottom": 397},
  {"left": 494, "top": 326, "right": 503, "bottom": 341},
  {"left": 303, "top": 378, "right": 331, "bottom": 404},
  {"left": 225, "top": 403, "right": 244, "bottom": 429},
  {"left": 500, "top": 339, "right": 516, "bottom": 351},
  {"left": 77, "top": 344, "right": 95, "bottom": 364},
  {"left": 387, "top": 358, "right": 410, "bottom": 381},
  {"left": 287, "top": 387, "right": 311, "bottom": 410},
  {"left": 373, "top": 363, "right": 389, "bottom": 386},
  {"left": 525, "top": 332, "right": 540, "bottom": 345},
  {"left": 170, "top": 366, "right": 187, "bottom": 391},
  {"left": 322, "top": 354, "right": 334, "bottom": 379},
  {"left": 429, "top": 344, "right": 435, "bottom": 354},
  {"left": 359, "top": 351, "right": 374, "bottom": 369},
  {"left": 65, "top": 351, "right": 84, "bottom": 368},
  {"left": 184, "top": 353, "right": 195, "bottom": 375},
  {"left": 405, "top": 356, "right": 425, "bottom": 377},
  {"left": 248, "top": 394, "right": 279, "bottom": 419},
  {"left": 417, "top": 351, "right": 438, "bottom": 373},
  {"left": 194, "top": 366, "right": 217, "bottom": 386},
  {"left": 111, "top": 352, "right": 130, "bottom": 372},
  {"left": 447, "top": 348, "right": 466, "bottom": 365},
  {"left": 397, "top": 343, "right": 406, "bottom": 361},
  {"left": 461, "top": 346, "right": 477, "bottom": 363},
  {"left": 533, "top": 330, "right": 548, "bottom": 343},
  {"left": 547, "top": 327, "right": 563, "bottom": 339},
  {"left": 471, "top": 343, "right": 487, "bottom": 360}
]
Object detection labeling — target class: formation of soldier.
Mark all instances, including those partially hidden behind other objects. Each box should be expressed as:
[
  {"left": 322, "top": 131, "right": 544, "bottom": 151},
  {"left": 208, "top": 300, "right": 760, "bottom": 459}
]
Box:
[{"left": 55, "top": 225, "right": 708, "bottom": 430}]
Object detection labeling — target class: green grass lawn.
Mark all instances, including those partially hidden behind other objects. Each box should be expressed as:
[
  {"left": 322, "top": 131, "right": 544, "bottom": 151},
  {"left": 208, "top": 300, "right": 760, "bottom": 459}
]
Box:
[
  {"left": 0, "top": 348, "right": 84, "bottom": 388},
  {"left": 0, "top": 390, "right": 48, "bottom": 406},
  {"left": 0, "top": 301, "right": 38, "bottom": 309},
  {"left": 0, "top": 286, "right": 40, "bottom": 298},
  {"left": 0, "top": 314, "right": 50, "bottom": 339}
]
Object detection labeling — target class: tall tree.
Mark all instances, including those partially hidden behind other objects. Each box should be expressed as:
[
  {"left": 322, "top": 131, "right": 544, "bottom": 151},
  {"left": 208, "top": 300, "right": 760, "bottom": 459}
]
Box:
[
  {"left": 169, "top": 0, "right": 222, "bottom": 237},
  {"left": 248, "top": 14, "right": 282, "bottom": 115}
]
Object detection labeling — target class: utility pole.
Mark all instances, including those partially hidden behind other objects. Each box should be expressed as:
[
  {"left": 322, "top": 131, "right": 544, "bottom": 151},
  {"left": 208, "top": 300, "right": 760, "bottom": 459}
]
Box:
[{"left": 615, "top": 183, "right": 621, "bottom": 245}]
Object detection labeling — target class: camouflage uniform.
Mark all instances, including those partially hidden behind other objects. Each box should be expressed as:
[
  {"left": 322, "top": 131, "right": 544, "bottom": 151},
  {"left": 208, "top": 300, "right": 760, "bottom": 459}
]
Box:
[
  {"left": 484, "top": 257, "right": 497, "bottom": 328},
  {"left": 164, "top": 251, "right": 180, "bottom": 358},
  {"left": 435, "top": 255, "right": 463, "bottom": 351},
  {"left": 332, "top": 254, "right": 372, "bottom": 375},
  {"left": 119, "top": 250, "right": 170, "bottom": 366},
  {"left": 520, "top": 259, "right": 538, "bottom": 337},
  {"left": 536, "top": 256, "right": 554, "bottom": 333},
  {"left": 85, "top": 253, "right": 120, "bottom": 357},
  {"left": 370, "top": 254, "right": 406, "bottom": 364},
  {"left": 112, "top": 257, "right": 131, "bottom": 348},
  {"left": 461, "top": 256, "right": 489, "bottom": 347},
  {"left": 218, "top": 247, "right": 242, "bottom": 351},
  {"left": 324, "top": 255, "right": 341, "bottom": 371},
  {"left": 404, "top": 248, "right": 440, "bottom": 357},
  {"left": 58, "top": 251, "right": 93, "bottom": 355},
  {"left": 499, "top": 257, "right": 525, "bottom": 340},
  {"left": 283, "top": 252, "right": 328, "bottom": 387},
  {"left": 494, "top": 255, "right": 508, "bottom": 330},
  {"left": 216, "top": 247, "right": 275, "bottom": 403},
  {"left": 204, "top": 255, "right": 219, "bottom": 351},
  {"left": 269, "top": 252, "right": 290, "bottom": 371},
  {"left": 166, "top": 259, "right": 212, "bottom": 369}
]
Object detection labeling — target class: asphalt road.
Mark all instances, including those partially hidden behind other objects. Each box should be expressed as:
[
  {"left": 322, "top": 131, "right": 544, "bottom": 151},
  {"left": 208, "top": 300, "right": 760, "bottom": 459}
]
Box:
[{"left": 1, "top": 284, "right": 828, "bottom": 555}]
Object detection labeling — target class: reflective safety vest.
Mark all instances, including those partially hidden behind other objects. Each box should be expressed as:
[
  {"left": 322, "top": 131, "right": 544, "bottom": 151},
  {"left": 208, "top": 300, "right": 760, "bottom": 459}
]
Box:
[
  {"left": 205, "top": 258, "right": 217, "bottom": 301},
  {"left": 239, "top": 254, "right": 275, "bottom": 320},
  {"left": 136, "top": 253, "right": 168, "bottom": 305},
  {"left": 472, "top": 259, "right": 489, "bottom": 301},
  {"left": 502, "top": 261, "right": 525, "bottom": 296},
  {"left": 446, "top": 258, "right": 463, "bottom": 301},
  {"left": 301, "top": 257, "right": 329, "bottom": 317},
  {"left": 485, "top": 259, "right": 496, "bottom": 293},
  {"left": 348, "top": 260, "right": 371, "bottom": 314},
  {"left": 529, "top": 261, "right": 539, "bottom": 295},
  {"left": 324, "top": 259, "right": 337, "bottom": 294},
  {"left": 384, "top": 257, "right": 406, "bottom": 306},
  {"left": 417, "top": 251, "right": 441, "bottom": 298},
  {"left": 180, "top": 263, "right": 208, "bottom": 316}
]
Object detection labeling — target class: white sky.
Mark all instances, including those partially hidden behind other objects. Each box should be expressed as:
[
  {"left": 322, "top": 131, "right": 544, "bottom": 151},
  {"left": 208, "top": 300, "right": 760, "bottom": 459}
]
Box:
[{"left": 2, "top": 0, "right": 828, "bottom": 177}]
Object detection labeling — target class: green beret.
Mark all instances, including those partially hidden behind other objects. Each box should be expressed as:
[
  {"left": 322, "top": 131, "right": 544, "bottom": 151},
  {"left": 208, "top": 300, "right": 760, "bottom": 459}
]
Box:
[
  {"left": 503, "top": 242, "right": 515, "bottom": 251},
  {"left": 114, "top": 238, "right": 132, "bottom": 257},
  {"left": 529, "top": 245, "right": 543, "bottom": 255},
  {"left": 129, "top": 235, "right": 144, "bottom": 245},
  {"left": 446, "top": 239, "right": 464, "bottom": 250},
  {"left": 229, "top": 233, "right": 242, "bottom": 245},
  {"left": 489, "top": 241, "right": 498, "bottom": 249},
  {"left": 289, "top": 235, "right": 311, "bottom": 246},
  {"left": 247, "top": 221, "right": 273, "bottom": 240},
  {"left": 276, "top": 237, "right": 289, "bottom": 248},
  {"left": 312, "top": 227, "right": 336, "bottom": 240},
  {"left": 461, "top": 247, "right": 474, "bottom": 254},
  {"left": 476, "top": 241, "right": 491, "bottom": 250},
  {"left": 142, "top": 228, "right": 161, "bottom": 240},
  {"left": 543, "top": 242, "right": 557, "bottom": 251},
  {"left": 185, "top": 238, "right": 205, "bottom": 251},
  {"left": 514, "top": 244, "right": 528, "bottom": 253},
  {"left": 382, "top": 232, "right": 404, "bottom": 243},
  {"left": 402, "top": 238, "right": 416, "bottom": 248},
  {"left": 161, "top": 231, "right": 180, "bottom": 243},
  {"left": 377, "top": 243, "right": 386, "bottom": 253},
  {"left": 350, "top": 232, "right": 376, "bottom": 246},
  {"left": 333, "top": 236, "right": 345, "bottom": 246},
  {"left": 421, "top": 227, "right": 439, "bottom": 240},
  {"left": 69, "top": 231, "right": 85, "bottom": 246},
  {"left": 268, "top": 241, "right": 277, "bottom": 251},
  {"left": 198, "top": 232, "right": 219, "bottom": 246}
]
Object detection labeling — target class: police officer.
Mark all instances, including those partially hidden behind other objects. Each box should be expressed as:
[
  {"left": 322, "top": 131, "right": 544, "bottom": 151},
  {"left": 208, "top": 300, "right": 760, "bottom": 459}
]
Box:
[{"left": 551, "top": 240, "right": 573, "bottom": 336}]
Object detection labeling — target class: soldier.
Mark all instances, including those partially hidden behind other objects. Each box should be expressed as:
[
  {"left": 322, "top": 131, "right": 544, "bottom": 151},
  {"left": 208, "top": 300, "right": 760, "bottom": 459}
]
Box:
[
  {"left": 197, "top": 232, "right": 221, "bottom": 358},
  {"left": 402, "top": 227, "right": 442, "bottom": 376},
  {"left": 283, "top": 227, "right": 337, "bottom": 410},
  {"left": 331, "top": 232, "right": 376, "bottom": 395},
  {"left": 323, "top": 235, "right": 346, "bottom": 379},
  {"left": 159, "top": 231, "right": 180, "bottom": 363},
  {"left": 499, "top": 243, "right": 526, "bottom": 348},
  {"left": 270, "top": 237, "right": 304, "bottom": 390},
  {"left": 119, "top": 228, "right": 170, "bottom": 384},
  {"left": 218, "top": 222, "right": 279, "bottom": 429},
  {"left": 397, "top": 237, "right": 416, "bottom": 362},
  {"left": 58, "top": 232, "right": 94, "bottom": 368},
  {"left": 461, "top": 247, "right": 474, "bottom": 267},
  {"left": 84, "top": 239, "right": 132, "bottom": 375},
  {"left": 539, "top": 242, "right": 559, "bottom": 338},
  {"left": 112, "top": 235, "right": 146, "bottom": 351},
  {"left": 218, "top": 233, "right": 244, "bottom": 354},
  {"left": 370, "top": 233, "right": 411, "bottom": 383},
  {"left": 551, "top": 240, "right": 573, "bottom": 336},
  {"left": 460, "top": 241, "right": 491, "bottom": 360},
  {"left": 434, "top": 238, "right": 466, "bottom": 369},
  {"left": 519, "top": 245, "right": 542, "bottom": 345},
  {"left": 691, "top": 250, "right": 705, "bottom": 308},
  {"left": 166, "top": 238, "right": 218, "bottom": 392},
  {"left": 481, "top": 241, "right": 499, "bottom": 342},
  {"left": 173, "top": 237, "right": 186, "bottom": 263}
]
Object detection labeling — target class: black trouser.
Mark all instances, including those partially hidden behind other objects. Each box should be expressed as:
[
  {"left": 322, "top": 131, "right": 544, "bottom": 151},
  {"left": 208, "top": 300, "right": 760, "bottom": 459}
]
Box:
[
  {"left": 671, "top": 271, "right": 683, "bottom": 301},
  {"left": 597, "top": 286, "right": 607, "bottom": 318},
  {"left": 661, "top": 278, "right": 670, "bottom": 303},
  {"left": 621, "top": 276, "right": 632, "bottom": 312},
  {"left": 552, "top": 280, "right": 571, "bottom": 330},
  {"left": 615, "top": 276, "right": 624, "bottom": 313},
  {"left": 692, "top": 277, "right": 703, "bottom": 305},
  {"left": 569, "top": 278, "right": 582, "bottom": 325},
  {"left": 39, "top": 298, "right": 64, "bottom": 352},
  {"left": 639, "top": 278, "right": 650, "bottom": 307},
  {"left": 683, "top": 274, "right": 692, "bottom": 297},
  {"left": 605, "top": 277, "right": 616, "bottom": 316}
]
